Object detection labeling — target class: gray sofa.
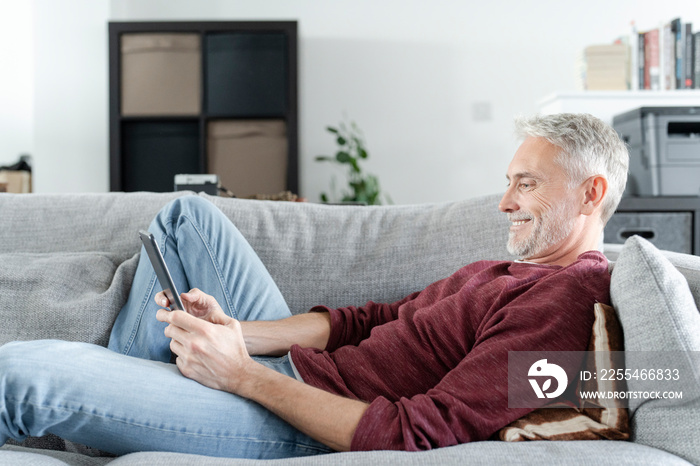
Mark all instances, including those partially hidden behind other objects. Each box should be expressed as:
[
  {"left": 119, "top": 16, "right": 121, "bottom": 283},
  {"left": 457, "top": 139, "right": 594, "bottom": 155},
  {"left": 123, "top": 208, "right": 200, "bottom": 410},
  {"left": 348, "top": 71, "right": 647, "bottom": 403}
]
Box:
[{"left": 0, "top": 191, "right": 698, "bottom": 466}]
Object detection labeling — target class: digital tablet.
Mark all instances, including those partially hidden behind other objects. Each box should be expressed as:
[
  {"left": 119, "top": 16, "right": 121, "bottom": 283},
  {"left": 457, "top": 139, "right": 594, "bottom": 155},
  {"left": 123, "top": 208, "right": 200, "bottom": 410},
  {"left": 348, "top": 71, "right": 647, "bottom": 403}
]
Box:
[{"left": 138, "top": 230, "right": 184, "bottom": 311}]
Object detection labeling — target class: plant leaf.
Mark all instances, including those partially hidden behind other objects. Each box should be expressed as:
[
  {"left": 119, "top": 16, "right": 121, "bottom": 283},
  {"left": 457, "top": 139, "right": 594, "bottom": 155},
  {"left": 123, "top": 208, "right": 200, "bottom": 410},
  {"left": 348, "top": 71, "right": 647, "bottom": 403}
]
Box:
[
  {"left": 336, "top": 151, "right": 352, "bottom": 164},
  {"left": 315, "top": 156, "right": 333, "bottom": 162},
  {"left": 326, "top": 126, "right": 338, "bottom": 134}
]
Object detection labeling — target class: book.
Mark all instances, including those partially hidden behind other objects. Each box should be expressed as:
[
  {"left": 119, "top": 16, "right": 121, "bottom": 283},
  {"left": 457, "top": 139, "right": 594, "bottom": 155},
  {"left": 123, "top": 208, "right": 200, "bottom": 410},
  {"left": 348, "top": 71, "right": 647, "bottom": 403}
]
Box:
[
  {"left": 685, "top": 23, "right": 694, "bottom": 88},
  {"left": 671, "top": 18, "right": 683, "bottom": 88},
  {"left": 629, "top": 22, "right": 639, "bottom": 90},
  {"left": 663, "top": 21, "right": 675, "bottom": 90},
  {"left": 638, "top": 31, "right": 646, "bottom": 89},
  {"left": 644, "top": 29, "right": 661, "bottom": 90},
  {"left": 694, "top": 32, "right": 700, "bottom": 89}
]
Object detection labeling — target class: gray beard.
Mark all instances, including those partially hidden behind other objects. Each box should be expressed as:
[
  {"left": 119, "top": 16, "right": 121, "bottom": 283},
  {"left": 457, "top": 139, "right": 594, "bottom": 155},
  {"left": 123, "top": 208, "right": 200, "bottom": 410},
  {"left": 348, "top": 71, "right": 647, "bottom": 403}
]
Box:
[{"left": 506, "top": 200, "right": 577, "bottom": 259}]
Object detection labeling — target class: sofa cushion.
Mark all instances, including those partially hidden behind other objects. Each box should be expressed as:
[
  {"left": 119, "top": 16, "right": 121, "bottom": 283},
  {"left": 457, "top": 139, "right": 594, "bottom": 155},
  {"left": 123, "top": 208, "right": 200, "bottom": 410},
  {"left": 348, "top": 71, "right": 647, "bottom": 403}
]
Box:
[
  {"left": 0, "top": 253, "right": 138, "bottom": 347},
  {"left": 610, "top": 236, "right": 700, "bottom": 465},
  {"left": 645, "top": 248, "right": 700, "bottom": 312}
]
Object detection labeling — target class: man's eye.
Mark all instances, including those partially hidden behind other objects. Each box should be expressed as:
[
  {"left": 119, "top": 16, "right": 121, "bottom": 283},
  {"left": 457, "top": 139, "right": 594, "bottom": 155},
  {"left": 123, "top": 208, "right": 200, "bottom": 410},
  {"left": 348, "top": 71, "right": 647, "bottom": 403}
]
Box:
[{"left": 519, "top": 183, "right": 531, "bottom": 189}]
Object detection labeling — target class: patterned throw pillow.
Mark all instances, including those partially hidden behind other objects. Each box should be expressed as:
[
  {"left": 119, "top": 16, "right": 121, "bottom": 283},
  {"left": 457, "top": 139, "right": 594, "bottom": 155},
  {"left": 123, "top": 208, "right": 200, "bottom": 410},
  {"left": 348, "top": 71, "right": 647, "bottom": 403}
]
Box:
[{"left": 498, "top": 303, "right": 629, "bottom": 441}]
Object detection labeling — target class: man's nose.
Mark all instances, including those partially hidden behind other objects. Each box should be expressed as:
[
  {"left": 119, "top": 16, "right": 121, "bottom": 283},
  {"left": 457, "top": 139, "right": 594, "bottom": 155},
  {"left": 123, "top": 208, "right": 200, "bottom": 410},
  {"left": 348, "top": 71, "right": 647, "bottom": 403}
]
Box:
[{"left": 498, "top": 188, "right": 518, "bottom": 213}]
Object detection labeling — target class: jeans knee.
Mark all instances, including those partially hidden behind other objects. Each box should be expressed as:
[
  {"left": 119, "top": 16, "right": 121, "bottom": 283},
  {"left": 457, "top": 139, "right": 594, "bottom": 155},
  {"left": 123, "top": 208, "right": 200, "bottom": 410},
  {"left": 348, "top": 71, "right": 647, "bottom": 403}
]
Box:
[
  {"left": 174, "top": 194, "right": 213, "bottom": 211},
  {"left": 159, "top": 195, "right": 219, "bottom": 226}
]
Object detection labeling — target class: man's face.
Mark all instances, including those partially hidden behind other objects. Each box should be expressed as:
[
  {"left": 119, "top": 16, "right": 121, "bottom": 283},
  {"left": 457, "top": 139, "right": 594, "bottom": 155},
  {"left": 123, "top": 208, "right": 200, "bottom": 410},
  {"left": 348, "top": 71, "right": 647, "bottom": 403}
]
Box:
[{"left": 499, "top": 137, "right": 583, "bottom": 261}]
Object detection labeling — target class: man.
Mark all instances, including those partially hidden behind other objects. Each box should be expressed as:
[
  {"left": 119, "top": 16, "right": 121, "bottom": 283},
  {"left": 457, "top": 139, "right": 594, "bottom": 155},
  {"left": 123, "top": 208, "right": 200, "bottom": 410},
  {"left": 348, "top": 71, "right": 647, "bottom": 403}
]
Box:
[{"left": 0, "top": 113, "right": 629, "bottom": 458}]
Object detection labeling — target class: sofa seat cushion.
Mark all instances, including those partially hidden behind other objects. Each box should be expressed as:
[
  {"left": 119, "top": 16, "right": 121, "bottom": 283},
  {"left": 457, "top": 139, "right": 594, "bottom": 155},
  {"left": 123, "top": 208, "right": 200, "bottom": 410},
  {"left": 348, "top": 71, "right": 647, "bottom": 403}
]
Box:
[{"left": 2, "top": 440, "right": 684, "bottom": 466}]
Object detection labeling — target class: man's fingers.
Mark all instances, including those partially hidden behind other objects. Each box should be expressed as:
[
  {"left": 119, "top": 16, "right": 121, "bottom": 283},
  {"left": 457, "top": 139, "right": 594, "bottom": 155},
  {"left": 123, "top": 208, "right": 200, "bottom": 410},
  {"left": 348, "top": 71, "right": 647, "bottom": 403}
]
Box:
[
  {"left": 181, "top": 288, "right": 205, "bottom": 303},
  {"left": 180, "top": 288, "right": 208, "bottom": 311},
  {"left": 166, "top": 309, "right": 209, "bottom": 333},
  {"left": 163, "top": 319, "right": 189, "bottom": 341},
  {"left": 154, "top": 291, "right": 169, "bottom": 308},
  {"left": 156, "top": 308, "right": 171, "bottom": 322},
  {"left": 169, "top": 338, "right": 184, "bottom": 358}
]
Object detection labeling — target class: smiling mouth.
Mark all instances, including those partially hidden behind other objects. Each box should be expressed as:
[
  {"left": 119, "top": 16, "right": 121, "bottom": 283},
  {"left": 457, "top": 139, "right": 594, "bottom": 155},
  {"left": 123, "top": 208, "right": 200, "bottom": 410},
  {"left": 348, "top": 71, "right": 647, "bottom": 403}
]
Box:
[{"left": 511, "top": 219, "right": 531, "bottom": 226}]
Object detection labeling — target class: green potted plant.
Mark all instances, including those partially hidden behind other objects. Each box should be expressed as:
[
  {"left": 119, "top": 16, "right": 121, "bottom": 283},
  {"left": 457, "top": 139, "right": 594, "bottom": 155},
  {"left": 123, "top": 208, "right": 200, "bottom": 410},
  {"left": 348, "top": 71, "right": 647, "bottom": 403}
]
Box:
[{"left": 315, "top": 119, "right": 390, "bottom": 205}]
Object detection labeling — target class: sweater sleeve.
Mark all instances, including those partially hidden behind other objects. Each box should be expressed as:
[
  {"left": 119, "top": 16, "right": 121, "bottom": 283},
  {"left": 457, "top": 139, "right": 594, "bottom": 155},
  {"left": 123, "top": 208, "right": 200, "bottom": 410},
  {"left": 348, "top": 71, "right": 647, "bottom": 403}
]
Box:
[
  {"left": 350, "top": 270, "right": 603, "bottom": 451},
  {"left": 309, "top": 291, "right": 421, "bottom": 352}
]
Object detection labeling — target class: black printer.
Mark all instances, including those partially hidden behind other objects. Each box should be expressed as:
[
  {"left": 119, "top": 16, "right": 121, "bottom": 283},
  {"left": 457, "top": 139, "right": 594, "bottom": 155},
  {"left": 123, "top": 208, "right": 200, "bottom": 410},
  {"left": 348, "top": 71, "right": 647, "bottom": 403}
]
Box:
[{"left": 613, "top": 107, "right": 700, "bottom": 196}]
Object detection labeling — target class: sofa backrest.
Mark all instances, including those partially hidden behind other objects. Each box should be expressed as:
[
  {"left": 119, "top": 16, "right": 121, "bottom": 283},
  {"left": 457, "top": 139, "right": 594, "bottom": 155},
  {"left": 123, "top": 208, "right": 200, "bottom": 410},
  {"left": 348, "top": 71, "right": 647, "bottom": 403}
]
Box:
[
  {"left": 202, "top": 193, "right": 512, "bottom": 313},
  {"left": 0, "top": 192, "right": 512, "bottom": 346},
  {"left": 0, "top": 192, "right": 188, "bottom": 261}
]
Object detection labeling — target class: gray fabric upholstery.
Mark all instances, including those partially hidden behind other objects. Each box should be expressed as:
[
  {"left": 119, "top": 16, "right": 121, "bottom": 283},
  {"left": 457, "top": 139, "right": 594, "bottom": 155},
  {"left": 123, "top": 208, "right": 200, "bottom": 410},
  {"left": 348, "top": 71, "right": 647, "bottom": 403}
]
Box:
[
  {"left": 607, "top": 241, "right": 700, "bottom": 311},
  {"left": 200, "top": 193, "right": 512, "bottom": 314},
  {"left": 0, "top": 192, "right": 188, "bottom": 347},
  {"left": 0, "top": 192, "right": 189, "bottom": 260},
  {"left": 610, "top": 236, "right": 700, "bottom": 465},
  {"left": 0, "top": 445, "right": 112, "bottom": 466},
  {"left": 0, "top": 192, "right": 696, "bottom": 464},
  {"left": 0, "top": 253, "right": 137, "bottom": 347},
  {"left": 0, "top": 440, "right": 692, "bottom": 466}
]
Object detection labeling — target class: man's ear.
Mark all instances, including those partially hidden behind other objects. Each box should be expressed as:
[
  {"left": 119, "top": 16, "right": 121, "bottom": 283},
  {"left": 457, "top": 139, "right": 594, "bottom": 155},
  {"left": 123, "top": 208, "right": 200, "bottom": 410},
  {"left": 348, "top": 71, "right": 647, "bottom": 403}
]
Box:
[{"left": 581, "top": 175, "right": 608, "bottom": 216}]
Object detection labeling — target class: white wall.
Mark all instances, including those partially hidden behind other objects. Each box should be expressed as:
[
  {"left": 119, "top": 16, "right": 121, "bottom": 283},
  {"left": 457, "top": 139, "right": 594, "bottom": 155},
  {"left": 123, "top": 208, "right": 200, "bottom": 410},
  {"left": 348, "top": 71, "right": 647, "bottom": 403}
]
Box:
[
  {"left": 33, "top": 0, "right": 110, "bottom": 193},
  {"left": 0, "top": 1, "right": 33, "bottom": 168},
  {"left": 7, "top": 0, "right": 700, "bottom": 201}
]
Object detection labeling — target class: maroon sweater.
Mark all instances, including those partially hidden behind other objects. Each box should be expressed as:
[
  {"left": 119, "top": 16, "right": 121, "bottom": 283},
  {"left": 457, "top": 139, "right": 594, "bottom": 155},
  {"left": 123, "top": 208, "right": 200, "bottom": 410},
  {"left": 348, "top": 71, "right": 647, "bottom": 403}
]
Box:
[{"left": 290, "top": 251, "right": 610, "bottom": 451}]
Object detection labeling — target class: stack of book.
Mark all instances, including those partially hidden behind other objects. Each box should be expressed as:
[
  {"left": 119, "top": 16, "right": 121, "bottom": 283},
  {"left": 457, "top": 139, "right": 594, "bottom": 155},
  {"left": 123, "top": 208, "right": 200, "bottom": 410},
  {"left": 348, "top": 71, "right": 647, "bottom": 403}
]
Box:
[
  {"left": 634, "top": 18, "right": 698, "bottom": 90},
  {"left": 580, "top": 17, "right": 699, "bottom": 91},
  {"left": 577, "top": 44, "right": 629, "bottom": 90}
]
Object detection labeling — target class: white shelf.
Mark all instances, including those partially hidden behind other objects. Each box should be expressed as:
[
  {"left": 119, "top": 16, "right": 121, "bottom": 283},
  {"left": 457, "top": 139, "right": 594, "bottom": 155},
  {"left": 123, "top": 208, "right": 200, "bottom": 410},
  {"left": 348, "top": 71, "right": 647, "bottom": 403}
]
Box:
[{"left": 537, "top": 90, "right": 700, "bottom": 124}]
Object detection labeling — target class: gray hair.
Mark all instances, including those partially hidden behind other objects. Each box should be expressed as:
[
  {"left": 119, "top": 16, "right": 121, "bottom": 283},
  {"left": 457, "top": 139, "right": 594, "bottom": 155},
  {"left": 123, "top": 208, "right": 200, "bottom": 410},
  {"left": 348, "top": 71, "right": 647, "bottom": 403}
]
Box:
[{"left": 514, "top": 113, "right": 629, "bottom": 224}]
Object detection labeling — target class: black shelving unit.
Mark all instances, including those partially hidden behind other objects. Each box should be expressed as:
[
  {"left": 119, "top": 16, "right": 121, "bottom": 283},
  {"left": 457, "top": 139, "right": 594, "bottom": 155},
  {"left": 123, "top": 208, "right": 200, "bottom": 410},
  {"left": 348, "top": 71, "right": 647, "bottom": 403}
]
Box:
[{"left": 109, "top": 21, "right": 298, "bottom": 195}]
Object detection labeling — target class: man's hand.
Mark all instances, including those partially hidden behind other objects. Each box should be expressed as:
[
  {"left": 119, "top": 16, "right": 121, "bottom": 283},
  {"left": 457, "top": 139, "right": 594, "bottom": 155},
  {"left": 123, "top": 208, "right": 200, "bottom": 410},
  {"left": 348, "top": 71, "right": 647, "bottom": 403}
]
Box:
[
  {"left": 154, "top": 288, "right": 365, "bottom": 451},
  {"left": 155, "top": 288, "right": 227, "bottom": 322},
  {"left": 155, "top": 289, "right": 251, "bottom": 392}
]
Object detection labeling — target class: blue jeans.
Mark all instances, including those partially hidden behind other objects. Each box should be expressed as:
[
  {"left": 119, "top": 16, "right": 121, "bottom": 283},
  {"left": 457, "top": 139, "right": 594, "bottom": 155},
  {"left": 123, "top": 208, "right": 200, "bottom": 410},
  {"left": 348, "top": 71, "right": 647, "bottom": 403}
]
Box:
[{"left": 0, "top": 196, "right": 333, "bottom": 459}]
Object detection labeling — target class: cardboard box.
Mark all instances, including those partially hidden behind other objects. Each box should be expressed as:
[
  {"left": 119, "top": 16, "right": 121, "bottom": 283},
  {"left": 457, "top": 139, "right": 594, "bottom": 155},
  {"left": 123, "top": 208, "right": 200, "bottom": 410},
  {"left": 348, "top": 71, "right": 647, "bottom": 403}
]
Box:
[
  {"left": 0, "top": 170, "right": 32, "bottom": 193},
  {"left": 121, "top": 33, "right": 201, "bottom": 116},
  {"left": 207, "top": 120, "right": 287, "bottom": 198}
]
